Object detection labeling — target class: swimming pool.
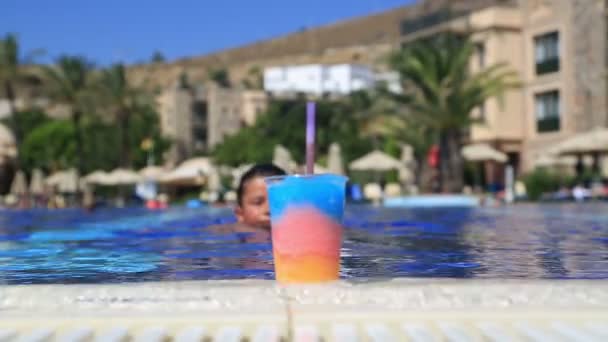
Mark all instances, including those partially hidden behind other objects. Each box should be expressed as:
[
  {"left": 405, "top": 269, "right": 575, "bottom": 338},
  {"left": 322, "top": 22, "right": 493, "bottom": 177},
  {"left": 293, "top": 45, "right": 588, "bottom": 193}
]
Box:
[{"left": 0, "top": 203, "right": 607, "bottom": 284}]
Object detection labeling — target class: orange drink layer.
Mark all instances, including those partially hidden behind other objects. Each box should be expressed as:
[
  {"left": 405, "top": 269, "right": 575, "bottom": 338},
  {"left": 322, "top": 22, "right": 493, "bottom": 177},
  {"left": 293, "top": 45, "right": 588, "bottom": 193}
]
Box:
[{"left": 272, "top": 207, "right": 342, "bottom": 283}]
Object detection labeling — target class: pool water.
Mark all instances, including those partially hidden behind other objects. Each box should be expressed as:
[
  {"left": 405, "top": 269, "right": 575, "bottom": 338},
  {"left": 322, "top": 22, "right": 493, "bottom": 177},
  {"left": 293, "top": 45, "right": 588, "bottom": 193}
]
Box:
[{"left": 0, "top": 204, "right": 607, "bottom": 284}]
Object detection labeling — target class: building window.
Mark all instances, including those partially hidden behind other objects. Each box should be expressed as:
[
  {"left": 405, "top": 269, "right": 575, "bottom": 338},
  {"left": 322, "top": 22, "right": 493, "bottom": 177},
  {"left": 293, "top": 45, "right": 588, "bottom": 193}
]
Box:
[
  {"left": 475, "top": 43, "right": 485, "bottom": 69},
  {"left": 535, "top": 90, "right": 560, "bottom": 133},
  {"left": 534, "top": 32, "right": 560, "bottom": 75},
  {"left": 478, "top": 101, "right": 486, "bottom": 122}
]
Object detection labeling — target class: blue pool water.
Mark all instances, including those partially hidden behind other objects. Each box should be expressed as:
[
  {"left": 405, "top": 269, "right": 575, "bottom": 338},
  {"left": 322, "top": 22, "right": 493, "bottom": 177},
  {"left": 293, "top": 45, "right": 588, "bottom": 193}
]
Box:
[{"left": 0, "top": 204, "right": 607, "bottom": 284}]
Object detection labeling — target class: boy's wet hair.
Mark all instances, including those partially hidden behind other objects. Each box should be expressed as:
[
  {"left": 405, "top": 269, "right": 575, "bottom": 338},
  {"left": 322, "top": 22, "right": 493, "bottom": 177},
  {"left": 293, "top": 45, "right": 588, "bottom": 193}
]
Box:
[{"left": 237, "top": 163, "right": 286, "bottom": 205}]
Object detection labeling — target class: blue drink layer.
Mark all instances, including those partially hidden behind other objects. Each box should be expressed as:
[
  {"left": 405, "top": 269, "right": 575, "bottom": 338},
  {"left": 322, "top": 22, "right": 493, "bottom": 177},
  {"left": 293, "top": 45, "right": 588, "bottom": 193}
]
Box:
[{"left": 265, "top": 174, "right": 347, "bottom": 222}]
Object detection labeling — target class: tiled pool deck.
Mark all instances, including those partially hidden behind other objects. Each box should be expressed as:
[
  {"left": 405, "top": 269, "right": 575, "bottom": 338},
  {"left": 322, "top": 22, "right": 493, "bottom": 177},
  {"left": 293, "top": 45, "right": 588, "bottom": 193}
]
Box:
[{"left": 1, "top": 279, "right": 608, "bottom": 340}]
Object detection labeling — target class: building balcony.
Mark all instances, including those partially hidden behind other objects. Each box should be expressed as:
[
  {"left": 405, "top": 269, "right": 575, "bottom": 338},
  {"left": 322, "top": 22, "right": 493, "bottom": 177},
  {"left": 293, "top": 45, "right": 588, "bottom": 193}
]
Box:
[
  {"left": 400, "top": 8, "right": 467, "bottom": 35},
  {"left": 399, "top": 6, "right": 522, "bottom": 44}
]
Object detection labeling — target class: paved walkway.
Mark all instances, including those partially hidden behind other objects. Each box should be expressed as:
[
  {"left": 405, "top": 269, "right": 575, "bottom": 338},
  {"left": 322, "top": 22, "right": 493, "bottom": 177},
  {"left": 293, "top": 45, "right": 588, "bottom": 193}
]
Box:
[{"left": 1, "top": 279, "right": 607, "bottom": 340}]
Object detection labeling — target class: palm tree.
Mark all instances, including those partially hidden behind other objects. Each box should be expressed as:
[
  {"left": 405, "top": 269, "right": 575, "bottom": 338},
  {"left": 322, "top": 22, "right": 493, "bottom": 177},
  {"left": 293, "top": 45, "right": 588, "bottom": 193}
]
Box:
[
  {"left": 0, "top": 34, "right": 42, "bottom": 152},
  {"left": 242, "top": 65, "right": 263, "bottom": 90},
  {"left": 42, "top": 56, "right": 95, "bottom": 179},
  {"left": 0, "top": 34, "right": 21, "bottom": 145},
  {"left": 354, "top": 89, "right": 436, "bottom": 191},
  {"left": 208, "top": 67, "right": 230, "bottom": 88},
  {"left": 347, "top": 90, "right": 390, "bottom": 149},
  {"left": 389, "top": 32, "right": 519, "bottom": 192},
  {"left": 98, "top": 63, "right": 148, "bottom": 168}
]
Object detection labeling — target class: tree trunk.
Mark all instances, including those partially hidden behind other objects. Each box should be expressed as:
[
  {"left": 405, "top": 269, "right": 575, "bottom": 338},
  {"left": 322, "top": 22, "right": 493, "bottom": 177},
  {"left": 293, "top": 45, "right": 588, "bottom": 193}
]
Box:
[
  {"left": 448, "top": 129, "right": 464, "bottom": 193},
  {"left": 415, "top": 154, "right": 433, "bottom": 193},
  {"left": 3, "top": 81, "right": 20, "bottom": 195},
  {"left": 119, "top": 109, "right": 131, "bottom": 168},
  {"left": 73, "top": 109, "right": 83, "bottom": 197},
  {"left": 439, "top": 129, "right": 464, "bottom": 193}
]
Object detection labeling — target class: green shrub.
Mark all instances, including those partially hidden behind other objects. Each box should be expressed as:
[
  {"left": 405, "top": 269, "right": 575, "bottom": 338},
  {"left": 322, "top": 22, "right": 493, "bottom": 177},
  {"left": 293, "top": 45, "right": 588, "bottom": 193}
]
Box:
[{"left": 520, "top": 168, "right": 573, "bottom": 201}]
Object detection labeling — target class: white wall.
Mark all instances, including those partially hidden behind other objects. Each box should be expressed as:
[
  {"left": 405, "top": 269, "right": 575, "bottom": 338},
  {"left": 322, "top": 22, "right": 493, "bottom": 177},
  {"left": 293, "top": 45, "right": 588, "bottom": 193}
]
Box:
[
  {"left": 0, "top": 97, "right": 53, "bottom": 119},
  {"left": 264, "top": 64, "right": 376, "bottom": 96},
  {"left": 0, "top": 100, "right": 10, "bottom": 119},
  {"left": 374, "top": 71, "right": 402, "bottom": 94}
]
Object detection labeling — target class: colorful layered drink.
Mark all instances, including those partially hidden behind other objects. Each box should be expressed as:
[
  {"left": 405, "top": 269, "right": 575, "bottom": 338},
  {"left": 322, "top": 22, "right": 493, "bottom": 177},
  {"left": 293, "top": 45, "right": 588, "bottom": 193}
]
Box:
[{"left": 266, "top": 174, "right": 347, "bottom": 283}]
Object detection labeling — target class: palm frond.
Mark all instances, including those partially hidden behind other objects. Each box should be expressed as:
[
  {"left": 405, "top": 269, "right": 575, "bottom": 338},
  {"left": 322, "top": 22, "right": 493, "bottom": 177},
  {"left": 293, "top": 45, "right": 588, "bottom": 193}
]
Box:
[
  {"left": 385, "top": 32, "right": 522, "bottom": 135},
  {"left": 41, "top": 65, "right": 74, "bottom": 102},
  {"left": 42, "top": 55, "right": 96, "bottom": 114},
  {"left": 0, "top": 33, "right": 20, "bottom": 80}
]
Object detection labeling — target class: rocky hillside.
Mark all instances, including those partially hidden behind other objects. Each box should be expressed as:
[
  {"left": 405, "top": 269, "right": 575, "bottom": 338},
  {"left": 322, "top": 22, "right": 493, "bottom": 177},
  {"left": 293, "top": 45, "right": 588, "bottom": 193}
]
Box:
[{"left": 127, "top": 0, "right": 513, "bottom": 89}]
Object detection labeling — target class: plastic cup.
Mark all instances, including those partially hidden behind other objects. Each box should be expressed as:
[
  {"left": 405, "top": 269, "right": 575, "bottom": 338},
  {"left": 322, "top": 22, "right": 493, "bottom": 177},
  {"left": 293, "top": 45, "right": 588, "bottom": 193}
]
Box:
[{"left": 265, "top": 174, "right": 347, "bottom": 283}]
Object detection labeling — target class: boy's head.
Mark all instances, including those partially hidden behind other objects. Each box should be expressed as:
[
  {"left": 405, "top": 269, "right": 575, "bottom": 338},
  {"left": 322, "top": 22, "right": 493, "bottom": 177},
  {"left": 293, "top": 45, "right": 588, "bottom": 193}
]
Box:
[{"left": 235, "top": 163, "right": 286, "bottom": 229}]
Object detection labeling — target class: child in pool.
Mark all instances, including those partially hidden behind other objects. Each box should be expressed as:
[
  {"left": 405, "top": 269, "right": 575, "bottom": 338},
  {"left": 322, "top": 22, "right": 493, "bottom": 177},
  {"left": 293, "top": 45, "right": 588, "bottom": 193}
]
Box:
[
  {"left": 209, "top": 164, "right": 286, "bottom": 238},
  {"left": 203, "top": 164, "right": 286, "bottom": 271},
  {"left": 235, "top": 163, "right": 286, "bottom": 230}
]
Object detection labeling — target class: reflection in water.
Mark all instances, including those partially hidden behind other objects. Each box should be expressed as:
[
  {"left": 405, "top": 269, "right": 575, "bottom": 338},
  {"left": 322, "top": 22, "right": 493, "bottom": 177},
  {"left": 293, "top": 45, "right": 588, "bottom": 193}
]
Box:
[
  {"left": 536, "top": 208, "right": 569, "bottom": 278},
  {"left": 0, "top": 203, "right": 607, "bottom": 284},
  {"left": 462, "top": 204, "right": 608, "bottom": 279},
  {"left": 342, "top": 206, "right": 479, "bottom": 278}
]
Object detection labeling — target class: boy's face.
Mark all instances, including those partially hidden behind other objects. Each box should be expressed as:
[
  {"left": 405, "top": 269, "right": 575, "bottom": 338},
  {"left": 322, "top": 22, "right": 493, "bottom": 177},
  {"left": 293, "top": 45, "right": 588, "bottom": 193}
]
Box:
[{"left": 235, "top": 177, "right": 271, "bottom": 229}]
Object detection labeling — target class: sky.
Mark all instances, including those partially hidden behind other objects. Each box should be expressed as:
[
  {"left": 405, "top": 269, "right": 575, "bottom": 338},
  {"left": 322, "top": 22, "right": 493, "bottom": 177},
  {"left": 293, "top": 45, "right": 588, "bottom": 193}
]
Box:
[{"left": 2, "top": 0, "right": 415, "bottom": 66}]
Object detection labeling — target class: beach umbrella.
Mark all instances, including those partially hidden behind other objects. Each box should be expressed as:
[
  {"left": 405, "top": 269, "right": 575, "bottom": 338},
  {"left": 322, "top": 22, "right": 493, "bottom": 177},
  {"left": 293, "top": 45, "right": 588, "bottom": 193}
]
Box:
[
  {"left": 462, "top": 144, "right": 507, "bottom": 190},
  {"left": 549, "top": 128, "right": 608, "bottom": 175},
  {"left": 349, "top": 150, "right": 402, "bottom": 171},
  {"left": 59, "top": 169, "right": 79, "bottom": 193},
  {"left": 105, "top": 168, "right": 142, "bottom": 185},
  {"left": 83, "top": 170, "right": 111, "bottom": 185},
  {"left": 139, "top": 166, "right": 166, "bottom": 181},
  {"left": 327, "top": 143, "right": 344, "bottom": 175},
  {"left": 461, "top": 143, "right": 507, "bottom": 163},
  {"left": 400, "top": 144, "right": 415, "bottom": 161},
  {"left": 82, "top": 182, "right": 95, "bottom": 208},
  {"left": 45, "top": 171, "right": 62, "bottom": 187},
  {"left": 10, "top": 170, "right": 27, "bottom": 195},
  {"left": 45, "top": 169, "right": 79, "bottom": 193},
  {"left": 0, "top": 123, "right": 17, "bottom": 163},
  {"left": 399, "top": 144, "right": 415, "bottom": 185},
  {"left": 602, "top": 156, "right": 608, "bottom": 178},
  {"left": 231, "top": 164, "right": 253, "bottom": 188},
  {"left": 273, "top": 145, "right": 293, "bottom": 172},
  {"left": 534, "top": 154, "right": 577, "bottom": 176},
  {"left": 313, "top": 163, "right": 329, "bottom": 174},
  {"left": 534, "top": 154, "right": 577, "bottom": 168},
  {"left": 217, "top": 165, "right": 234, "bottom": 179},
  {"left": 553, "top": 128, "right": 608, "bottom": 155},
  {"left": 29, "top": 168, "right": 45, "bottom": 195},
  {"left": 207, "top": 167, "right": 222, "bottom": 193},
  {"left": 160, "top": 157, "right": 213, "bottom": 185}
]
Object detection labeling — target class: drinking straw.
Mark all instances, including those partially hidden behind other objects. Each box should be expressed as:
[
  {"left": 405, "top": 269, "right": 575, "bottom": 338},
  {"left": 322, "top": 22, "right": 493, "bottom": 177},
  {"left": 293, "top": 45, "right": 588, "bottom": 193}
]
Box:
[{"left": 306, "top": 101, "right": 316, "bottom": 175}]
